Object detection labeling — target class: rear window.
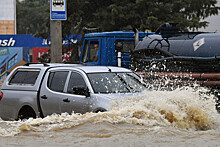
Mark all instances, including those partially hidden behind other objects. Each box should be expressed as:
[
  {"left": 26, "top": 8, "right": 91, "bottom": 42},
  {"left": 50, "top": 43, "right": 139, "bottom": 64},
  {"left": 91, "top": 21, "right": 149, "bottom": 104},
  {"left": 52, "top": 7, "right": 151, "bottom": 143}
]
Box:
[{"left": 9, "top": 69, "right": 40, "bottom": 85}]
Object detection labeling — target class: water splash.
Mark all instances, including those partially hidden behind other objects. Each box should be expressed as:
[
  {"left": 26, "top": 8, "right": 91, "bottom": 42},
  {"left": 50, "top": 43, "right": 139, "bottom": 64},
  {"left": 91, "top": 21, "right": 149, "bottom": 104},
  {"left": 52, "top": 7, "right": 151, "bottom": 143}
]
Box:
[
  {"left": 110, "top": 87, "right": 219, "bottom": 130},
  {"left": 0, "top": 86, "right": 219, "bottom": 136}
]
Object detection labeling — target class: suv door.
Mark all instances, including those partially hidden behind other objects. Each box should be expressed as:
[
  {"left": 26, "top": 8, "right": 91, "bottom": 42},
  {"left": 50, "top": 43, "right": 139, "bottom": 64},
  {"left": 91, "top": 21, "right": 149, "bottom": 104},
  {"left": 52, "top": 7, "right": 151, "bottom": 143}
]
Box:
[
  {"left": 61, "top": 71, "right": 90, "bottom": 114},
  {"left": 40, "top": 70, "right": 69, "bottom": 116}
]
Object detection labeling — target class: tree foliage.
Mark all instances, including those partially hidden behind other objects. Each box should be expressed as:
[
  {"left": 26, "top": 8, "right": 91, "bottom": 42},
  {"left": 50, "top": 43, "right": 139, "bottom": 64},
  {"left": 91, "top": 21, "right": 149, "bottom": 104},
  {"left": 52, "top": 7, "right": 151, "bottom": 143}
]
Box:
[
  {"left": 17, "top": 0, "right": 220, "bottom": 35},
  {"left": 16, "top": 0, "right": 50, "bottom": 36},
  {"left": 89, "top": 0, "right": 220, "bottom": 32}
]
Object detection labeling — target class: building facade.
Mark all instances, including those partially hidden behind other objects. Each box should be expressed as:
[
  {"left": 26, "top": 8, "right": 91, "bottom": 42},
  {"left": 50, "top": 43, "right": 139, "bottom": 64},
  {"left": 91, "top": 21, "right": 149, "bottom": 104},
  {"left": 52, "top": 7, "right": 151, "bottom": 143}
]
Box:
[{"left": 0, "top": 0, "right": 16, "bottom": 34}]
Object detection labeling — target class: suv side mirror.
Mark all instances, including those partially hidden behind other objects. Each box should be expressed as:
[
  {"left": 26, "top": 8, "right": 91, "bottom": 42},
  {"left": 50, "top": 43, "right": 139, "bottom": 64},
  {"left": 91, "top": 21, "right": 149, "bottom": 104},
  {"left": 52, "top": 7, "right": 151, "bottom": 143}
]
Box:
[{"left": 72, "top": 87, "right": 90, "bottom": 97}]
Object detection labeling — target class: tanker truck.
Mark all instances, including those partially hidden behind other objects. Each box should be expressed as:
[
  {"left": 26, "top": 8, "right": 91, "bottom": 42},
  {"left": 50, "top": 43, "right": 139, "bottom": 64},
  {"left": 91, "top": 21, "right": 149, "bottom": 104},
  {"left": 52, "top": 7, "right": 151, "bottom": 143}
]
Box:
[
  {"left": 132, "top": 24, "right": 220, "bottom": 72},
  {"left": 130, "top": 23, "right": 220, "bottom": 111}
]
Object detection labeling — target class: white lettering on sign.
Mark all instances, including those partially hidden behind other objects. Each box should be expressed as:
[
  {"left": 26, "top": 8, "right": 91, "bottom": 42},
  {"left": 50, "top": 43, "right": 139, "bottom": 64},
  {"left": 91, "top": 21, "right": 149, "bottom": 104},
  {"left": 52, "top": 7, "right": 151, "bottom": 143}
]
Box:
[
  {"left": 42, "top": 39, "right": 78, "bottom": 46},
  {"left": 193, "top": 38, "right": 205, "bottom": 51},
  {"left": 0, "top": 38, "right": 16, "bottom": 47},
  {"left": 42, "top": 39, "right": 51, "bottom": 45}
]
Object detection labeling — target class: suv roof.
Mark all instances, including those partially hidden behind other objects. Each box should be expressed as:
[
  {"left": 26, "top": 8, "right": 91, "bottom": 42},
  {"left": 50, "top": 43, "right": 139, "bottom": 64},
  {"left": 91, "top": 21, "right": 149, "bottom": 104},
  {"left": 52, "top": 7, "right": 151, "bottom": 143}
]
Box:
[
  {"left": 76, "top": 66, "right": 131, "bottom": 73},
  {"left": 22, "top": 63, "right": 131, "bottom": 73},
  {"left": 23, "top": 63, "right": 82, "bottom": 67}
]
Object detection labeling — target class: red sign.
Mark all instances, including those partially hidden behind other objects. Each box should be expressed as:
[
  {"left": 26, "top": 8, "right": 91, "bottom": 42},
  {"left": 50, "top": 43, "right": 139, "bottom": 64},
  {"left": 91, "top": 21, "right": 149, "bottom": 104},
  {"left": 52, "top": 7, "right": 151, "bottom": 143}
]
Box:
[
  {"left": 32, "top": 47, "right": 73, "bottom": 63},
  {"left": 32, "top": 47, "right": 50, "bottom": 63}
]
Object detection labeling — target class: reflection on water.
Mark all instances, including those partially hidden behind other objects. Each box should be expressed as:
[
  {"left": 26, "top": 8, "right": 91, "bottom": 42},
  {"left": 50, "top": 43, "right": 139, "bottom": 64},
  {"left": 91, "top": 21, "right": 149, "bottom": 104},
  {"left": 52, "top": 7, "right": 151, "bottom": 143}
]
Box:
[{"left": 0, "top": 86, "right": 219, "bottom": 137}]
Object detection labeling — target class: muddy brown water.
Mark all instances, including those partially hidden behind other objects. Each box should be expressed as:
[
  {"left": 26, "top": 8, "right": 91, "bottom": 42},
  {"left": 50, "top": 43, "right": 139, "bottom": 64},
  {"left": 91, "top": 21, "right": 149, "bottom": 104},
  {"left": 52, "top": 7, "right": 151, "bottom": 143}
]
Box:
[{"left": 0, "top": 78, "right": 220, "bottom": 147}]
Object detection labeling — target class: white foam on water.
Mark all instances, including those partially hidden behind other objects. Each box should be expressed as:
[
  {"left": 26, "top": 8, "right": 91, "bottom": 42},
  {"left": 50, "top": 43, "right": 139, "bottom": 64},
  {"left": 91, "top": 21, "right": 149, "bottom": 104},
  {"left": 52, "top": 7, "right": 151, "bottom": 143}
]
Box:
[
  {"left": 0, "top": 86, "right": 219, "bottom": 136},
  {"left": 110, "top": 86, "right": 219, "bottom": 130}
]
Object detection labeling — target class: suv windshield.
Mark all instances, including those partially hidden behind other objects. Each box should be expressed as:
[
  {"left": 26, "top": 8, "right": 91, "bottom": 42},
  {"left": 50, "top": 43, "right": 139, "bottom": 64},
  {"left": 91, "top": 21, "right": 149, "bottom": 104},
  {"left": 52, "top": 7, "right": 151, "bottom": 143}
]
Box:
[{"left": 87, "top": 72, "right": 147, "bottom": 93}]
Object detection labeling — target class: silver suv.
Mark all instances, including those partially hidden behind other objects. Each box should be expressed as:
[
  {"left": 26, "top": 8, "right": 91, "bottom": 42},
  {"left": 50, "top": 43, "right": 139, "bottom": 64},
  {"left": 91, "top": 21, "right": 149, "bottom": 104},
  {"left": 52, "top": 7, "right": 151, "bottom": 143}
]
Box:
[{"left": 0, "top": 63, "right": 147, "bottom": 120}]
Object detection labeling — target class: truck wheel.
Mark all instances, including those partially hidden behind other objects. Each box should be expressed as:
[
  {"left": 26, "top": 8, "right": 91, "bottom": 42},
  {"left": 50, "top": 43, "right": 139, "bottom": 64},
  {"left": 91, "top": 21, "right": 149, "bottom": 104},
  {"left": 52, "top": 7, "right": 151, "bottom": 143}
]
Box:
[
  {"left": 93, "top": 108, "right": 106, "bottom": 113},
  {"left": 17, "top": 106, "right": 36, "bottom": 120}
]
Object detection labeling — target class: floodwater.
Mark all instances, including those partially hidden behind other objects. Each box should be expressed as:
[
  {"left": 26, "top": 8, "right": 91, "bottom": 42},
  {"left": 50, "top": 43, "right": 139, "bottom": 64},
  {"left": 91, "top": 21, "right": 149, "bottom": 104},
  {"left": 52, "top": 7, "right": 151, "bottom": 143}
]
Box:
[{"left": 0, "top": 85, "right": 220, "bottom": 147}]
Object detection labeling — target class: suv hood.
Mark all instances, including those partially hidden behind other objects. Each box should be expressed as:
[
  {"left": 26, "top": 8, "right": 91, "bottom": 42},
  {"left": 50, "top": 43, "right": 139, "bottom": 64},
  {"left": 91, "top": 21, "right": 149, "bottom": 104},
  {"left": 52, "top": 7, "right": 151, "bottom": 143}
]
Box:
[{"left": 93, "top": 92, "right": 143, "bottom": 100}]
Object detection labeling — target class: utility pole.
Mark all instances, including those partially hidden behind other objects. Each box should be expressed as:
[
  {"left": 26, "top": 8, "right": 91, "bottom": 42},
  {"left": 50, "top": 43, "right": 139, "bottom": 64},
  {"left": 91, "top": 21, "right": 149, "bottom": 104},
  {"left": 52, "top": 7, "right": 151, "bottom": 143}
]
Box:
[
  {"left": 50, "top": 0, "right": 67, "bottom": 63},
  {"left": 50, "top": 20, "right": 62, "bottom": 63}
]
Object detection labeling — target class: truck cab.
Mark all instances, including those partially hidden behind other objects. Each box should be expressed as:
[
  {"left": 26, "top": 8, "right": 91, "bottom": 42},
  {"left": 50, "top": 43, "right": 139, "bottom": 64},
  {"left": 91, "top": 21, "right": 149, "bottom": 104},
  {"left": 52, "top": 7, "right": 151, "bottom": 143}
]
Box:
[{"left": 80, "top": 31, "right": 153, "bottom": 68}]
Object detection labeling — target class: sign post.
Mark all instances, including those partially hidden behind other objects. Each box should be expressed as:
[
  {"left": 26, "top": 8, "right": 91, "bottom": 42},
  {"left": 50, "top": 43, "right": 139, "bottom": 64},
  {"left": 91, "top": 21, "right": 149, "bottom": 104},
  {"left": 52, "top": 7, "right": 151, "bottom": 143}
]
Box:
[{"left": 50, "top": 0, "right": 67, "bottom": 63}]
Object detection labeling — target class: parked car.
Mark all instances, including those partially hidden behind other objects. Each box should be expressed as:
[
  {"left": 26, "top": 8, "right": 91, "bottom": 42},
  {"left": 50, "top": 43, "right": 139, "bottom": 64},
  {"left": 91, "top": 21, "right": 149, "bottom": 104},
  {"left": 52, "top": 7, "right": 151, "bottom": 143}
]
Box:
[{"left": 0, "top": 63, "right": 147, "bottom": 120}]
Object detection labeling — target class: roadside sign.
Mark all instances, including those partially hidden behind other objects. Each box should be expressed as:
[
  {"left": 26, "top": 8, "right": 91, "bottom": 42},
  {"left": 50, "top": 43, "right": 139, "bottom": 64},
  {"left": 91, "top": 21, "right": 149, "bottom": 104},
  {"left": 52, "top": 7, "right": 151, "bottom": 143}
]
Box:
[{"left": 50, "top": 0, "right": 67, "bottom": 20}]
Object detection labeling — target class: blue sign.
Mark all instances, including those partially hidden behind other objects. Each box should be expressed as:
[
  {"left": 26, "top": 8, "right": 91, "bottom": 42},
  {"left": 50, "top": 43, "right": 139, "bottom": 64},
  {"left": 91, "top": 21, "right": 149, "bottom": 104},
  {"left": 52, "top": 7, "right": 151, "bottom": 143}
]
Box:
[
  {"left": 0, "top": 34, "right": 82, "bottom": 48},
  {"left": 0, "top": 35, "right": 49, "bottom": 48},
  {"left": 50, "top": 0, "right": 67, "bottom": 20}
]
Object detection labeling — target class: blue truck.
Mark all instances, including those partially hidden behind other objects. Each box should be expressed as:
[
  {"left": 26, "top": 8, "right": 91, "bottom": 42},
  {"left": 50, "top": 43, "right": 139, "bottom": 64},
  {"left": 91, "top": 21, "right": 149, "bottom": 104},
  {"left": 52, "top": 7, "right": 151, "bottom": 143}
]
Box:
[{"left": 79, "top": 31, "right": 154, "bottom": 68}]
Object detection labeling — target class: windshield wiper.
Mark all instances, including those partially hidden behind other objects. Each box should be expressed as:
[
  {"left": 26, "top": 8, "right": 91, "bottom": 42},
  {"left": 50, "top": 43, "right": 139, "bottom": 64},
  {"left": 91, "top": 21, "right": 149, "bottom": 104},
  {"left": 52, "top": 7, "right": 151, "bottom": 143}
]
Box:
[{"left": 115, "top": 73, "right": 135, "bottom": 93}]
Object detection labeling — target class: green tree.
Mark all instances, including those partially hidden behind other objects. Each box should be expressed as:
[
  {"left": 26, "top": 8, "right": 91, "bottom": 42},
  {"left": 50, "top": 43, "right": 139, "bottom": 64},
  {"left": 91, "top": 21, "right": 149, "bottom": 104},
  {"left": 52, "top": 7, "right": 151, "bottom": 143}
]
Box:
[
  {"left": 17, "top": 0, "right": 220, "bottom": 35},
  {"left": 90, "top": 0, "right": 220, "bottom": 32},
  {"left": 62, "top": 0, "right": 113, "bottom": 35},
  {"left": 16, "top": 0, "right": 50, "bottom": 36}
]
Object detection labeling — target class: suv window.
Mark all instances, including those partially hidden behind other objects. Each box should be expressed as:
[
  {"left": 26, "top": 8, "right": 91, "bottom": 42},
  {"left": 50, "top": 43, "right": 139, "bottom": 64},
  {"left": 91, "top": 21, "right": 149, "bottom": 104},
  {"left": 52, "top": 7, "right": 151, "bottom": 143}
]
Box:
[
  {"left": 48, "top": 71, "right": 69, "bottom": 92},
  {"left": 67, "top": 72, "right": 86, "bottom": 93},
  {"left": 9, "top": 69, "right": 40, "bottom": 85}
]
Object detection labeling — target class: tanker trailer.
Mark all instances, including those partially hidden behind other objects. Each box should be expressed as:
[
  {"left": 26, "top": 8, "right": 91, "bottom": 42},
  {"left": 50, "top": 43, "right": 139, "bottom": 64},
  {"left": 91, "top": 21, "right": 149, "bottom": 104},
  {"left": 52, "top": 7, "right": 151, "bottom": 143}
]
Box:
[{"left": 131, "top": 23, "right": 220, "bottom": 111}]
